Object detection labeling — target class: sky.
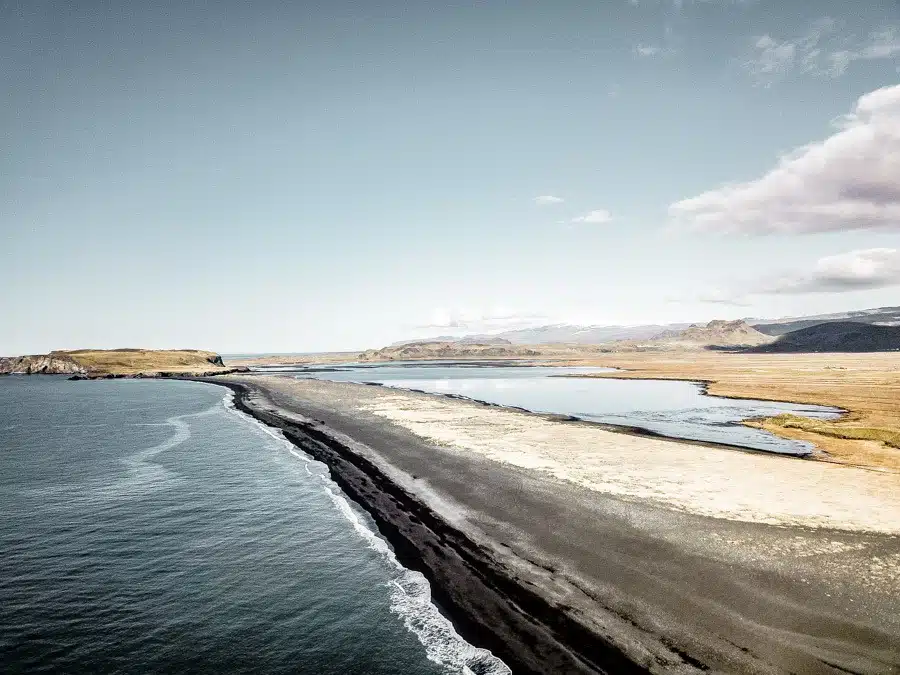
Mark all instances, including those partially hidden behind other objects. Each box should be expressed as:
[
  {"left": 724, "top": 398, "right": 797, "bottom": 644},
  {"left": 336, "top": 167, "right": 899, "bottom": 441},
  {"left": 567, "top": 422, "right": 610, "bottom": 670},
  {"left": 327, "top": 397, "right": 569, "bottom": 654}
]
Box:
[{"left": 2, "top": 0, "right": 900, "bottom": 354}]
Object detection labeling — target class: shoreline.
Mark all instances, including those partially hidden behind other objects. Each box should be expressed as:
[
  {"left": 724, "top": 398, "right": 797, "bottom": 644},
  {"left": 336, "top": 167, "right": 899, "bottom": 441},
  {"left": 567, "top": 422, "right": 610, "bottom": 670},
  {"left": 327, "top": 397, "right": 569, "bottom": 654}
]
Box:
[
  {"left": 192, "top": 374, "right": 900, "bottom": 673},
  {"left": 245, "top": 367, "right": 840, "bottom": 460},
  {"left": 358, "top": 380, "right": 829, "bottom": 460},
  {"left": 204, "top": 377, "right": 646, "bottom": 675},
  {"left": 559, "top": 352, "right": 900, "bottom": 471}
]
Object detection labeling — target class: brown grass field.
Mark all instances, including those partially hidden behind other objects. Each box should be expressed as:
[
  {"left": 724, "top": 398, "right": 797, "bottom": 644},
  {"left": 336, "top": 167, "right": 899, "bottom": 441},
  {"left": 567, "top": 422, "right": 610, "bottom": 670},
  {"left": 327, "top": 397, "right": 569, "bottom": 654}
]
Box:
[{"left": 570, "top": 352, "right": 900, "bottom": 471}]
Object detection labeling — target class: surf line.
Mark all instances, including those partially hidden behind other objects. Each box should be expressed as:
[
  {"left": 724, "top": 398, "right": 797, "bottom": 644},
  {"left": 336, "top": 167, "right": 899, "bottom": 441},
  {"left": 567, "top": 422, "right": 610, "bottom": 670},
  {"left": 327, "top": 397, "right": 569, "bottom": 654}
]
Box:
[{"left": 220, "top": 388, "right": 511, "bottom": 675}]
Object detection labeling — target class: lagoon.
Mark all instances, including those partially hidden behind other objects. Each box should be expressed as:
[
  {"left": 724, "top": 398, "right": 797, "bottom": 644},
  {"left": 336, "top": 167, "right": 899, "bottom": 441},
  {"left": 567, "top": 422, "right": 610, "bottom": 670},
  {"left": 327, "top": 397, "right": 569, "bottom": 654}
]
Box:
[{"left": 278, "top": 361, "right": 841, "bottom": 454}]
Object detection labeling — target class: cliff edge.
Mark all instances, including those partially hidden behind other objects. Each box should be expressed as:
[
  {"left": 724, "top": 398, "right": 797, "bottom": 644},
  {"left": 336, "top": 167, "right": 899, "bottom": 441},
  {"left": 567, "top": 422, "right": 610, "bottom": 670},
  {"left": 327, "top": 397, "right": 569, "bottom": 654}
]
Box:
[{"left": 0, "top": 349, "right": 242, "bottom": 377}]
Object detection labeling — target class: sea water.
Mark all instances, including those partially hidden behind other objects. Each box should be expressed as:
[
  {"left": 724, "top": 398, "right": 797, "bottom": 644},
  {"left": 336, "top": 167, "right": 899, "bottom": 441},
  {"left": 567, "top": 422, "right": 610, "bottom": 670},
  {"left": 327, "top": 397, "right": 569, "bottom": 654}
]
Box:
[{"left": 0, "top": 376, "right": 509, "bottom": 674}]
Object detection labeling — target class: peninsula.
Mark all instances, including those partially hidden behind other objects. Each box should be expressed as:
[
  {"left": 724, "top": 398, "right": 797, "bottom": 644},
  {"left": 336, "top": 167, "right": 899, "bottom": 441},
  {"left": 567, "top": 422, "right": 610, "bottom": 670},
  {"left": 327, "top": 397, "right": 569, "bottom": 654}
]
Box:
[{"left": 0, "top": 349, "right": 245, "bottom": 378}]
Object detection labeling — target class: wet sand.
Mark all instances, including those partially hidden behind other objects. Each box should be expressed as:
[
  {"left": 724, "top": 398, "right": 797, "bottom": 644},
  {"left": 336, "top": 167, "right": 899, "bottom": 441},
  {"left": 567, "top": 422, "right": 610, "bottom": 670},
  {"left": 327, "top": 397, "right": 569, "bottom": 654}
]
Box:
[{"left": 205, "top": 374, "right": 900, "bottom": 674}]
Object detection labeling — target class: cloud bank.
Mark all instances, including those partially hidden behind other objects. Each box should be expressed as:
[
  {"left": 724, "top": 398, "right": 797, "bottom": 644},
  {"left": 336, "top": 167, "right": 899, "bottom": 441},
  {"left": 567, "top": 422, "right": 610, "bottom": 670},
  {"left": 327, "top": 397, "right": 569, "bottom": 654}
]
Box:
[
  {"left": 418, "top": 308, "right": 549, "bottom": 333},
  {"left": 534, "top": 195, "right": 564, "bottom": 205},
  {"left": 669, "top": 84, "right": 900, "bottom": 235},
  {"left": 744, "top": 19, "right": 900, "bottom": 85},
  {"left": 572, "top": 209, "right": 613, "bottom": 224},
  {"left": 761, "top": 248, "right": 900, "bottom": 294}
]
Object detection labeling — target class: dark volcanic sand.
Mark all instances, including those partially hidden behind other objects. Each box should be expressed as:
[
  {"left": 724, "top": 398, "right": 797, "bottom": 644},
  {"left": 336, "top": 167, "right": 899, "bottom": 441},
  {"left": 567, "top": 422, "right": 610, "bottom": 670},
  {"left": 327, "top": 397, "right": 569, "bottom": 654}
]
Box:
[{"left": 201, "top": 375, "right": 900, "bottom": 675}]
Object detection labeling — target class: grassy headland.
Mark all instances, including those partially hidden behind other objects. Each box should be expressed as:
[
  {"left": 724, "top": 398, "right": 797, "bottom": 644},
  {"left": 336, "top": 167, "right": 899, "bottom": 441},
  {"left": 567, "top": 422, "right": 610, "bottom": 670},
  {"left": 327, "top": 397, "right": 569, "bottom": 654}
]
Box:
[
  {"left": 1, "top": 349, "right": 238, "bottom": 377},
  {"left": 65, "top": 349, "right": 227, "bottom": 375}
]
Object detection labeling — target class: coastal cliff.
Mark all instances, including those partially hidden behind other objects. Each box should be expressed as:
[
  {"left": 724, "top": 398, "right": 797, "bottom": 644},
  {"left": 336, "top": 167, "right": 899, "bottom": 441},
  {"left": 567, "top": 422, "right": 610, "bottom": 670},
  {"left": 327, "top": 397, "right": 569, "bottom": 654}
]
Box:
[
  {"left": 0, "top": 349, "right": 243, "bottom": 377},
  {"left": 0, "top": 353, "right": 87, "bottom": 375}
]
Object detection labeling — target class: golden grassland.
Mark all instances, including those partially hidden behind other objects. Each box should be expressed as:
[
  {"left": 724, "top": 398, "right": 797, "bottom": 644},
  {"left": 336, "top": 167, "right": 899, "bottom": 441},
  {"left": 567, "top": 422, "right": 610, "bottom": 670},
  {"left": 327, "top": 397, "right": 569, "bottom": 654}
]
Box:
[
  {"left": 225, "top": 351, "right": 360, "bottom": 367},
  {"left": 569, "top": 352, "right": 900, "bottom": 471},
  {"left": 63, "top": 349, "right": 228, "bottom": 375}
]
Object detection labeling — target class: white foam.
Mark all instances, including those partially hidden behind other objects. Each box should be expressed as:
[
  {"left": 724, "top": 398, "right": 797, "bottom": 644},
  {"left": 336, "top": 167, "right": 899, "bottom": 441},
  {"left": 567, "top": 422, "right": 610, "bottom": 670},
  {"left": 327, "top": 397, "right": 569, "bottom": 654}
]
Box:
[{"left": 221, "top": 390, "right": 511, "bottom": 675}]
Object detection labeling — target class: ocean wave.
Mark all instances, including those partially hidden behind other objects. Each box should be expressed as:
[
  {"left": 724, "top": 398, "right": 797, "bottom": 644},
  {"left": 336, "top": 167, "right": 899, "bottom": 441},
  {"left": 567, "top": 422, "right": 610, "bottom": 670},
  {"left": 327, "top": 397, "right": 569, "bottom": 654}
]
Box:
[{"left": 222, "top": 390, "right": 511, "bottom": 675}]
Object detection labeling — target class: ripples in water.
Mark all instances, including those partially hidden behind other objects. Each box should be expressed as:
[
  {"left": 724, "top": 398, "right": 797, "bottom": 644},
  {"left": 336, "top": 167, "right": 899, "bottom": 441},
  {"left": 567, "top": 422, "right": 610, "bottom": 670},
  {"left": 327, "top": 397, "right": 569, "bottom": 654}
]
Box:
[{"left": 0, "top": 376, "right": 508, "bottom": 674}]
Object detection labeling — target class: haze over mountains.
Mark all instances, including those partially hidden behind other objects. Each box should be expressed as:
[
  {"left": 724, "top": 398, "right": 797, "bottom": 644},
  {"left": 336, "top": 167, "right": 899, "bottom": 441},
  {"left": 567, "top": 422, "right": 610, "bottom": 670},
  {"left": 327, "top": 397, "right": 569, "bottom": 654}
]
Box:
[
  {"left": 401, "top": 306, "right": 900, "bottom": 346},
  {"left": 363, "top": 320, "right": 775, "bottom": 361}
]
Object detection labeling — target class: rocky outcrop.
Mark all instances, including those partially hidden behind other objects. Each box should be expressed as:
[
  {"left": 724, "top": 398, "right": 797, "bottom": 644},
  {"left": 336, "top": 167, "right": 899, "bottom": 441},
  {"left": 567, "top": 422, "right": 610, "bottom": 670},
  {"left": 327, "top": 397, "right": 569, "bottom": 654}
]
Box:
[
  {"left": 359, "top": 341, "right": 541, "bottom": 361},
  {"left": 590, "top": 320, "right": 775, "bottom": 353},
  {"left": 0, "top": 353, "right": 87, "bottom": 375},
  {"left": 658, "top": 320, "right": 774, "bottom": 348}
]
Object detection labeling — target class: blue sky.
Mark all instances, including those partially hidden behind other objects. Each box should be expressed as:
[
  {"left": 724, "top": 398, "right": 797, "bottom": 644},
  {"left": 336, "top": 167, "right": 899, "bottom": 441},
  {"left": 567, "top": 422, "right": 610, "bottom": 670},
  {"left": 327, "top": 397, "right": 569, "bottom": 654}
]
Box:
[{"left": 3, "top": 0, "right": 899, "bottom": 353}]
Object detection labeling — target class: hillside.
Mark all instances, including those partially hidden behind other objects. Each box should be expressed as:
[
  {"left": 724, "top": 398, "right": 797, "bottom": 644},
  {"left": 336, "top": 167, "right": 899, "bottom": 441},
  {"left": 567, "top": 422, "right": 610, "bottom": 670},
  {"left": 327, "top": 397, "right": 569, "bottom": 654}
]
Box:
[
  {"left": 359, "top": 341, "right": 541, "bottom": 361},
  {"left": 0, "top": 349, "right": 238, "bottom": 377},
  {"left": 655, "top": 320, "right": 774, "bottom": 348},
  {"left": 749, "top": 322, "right": 900, "bottom": 353},
  {"left": 591, "top": 320, "right": 774, "bottom": 353}
]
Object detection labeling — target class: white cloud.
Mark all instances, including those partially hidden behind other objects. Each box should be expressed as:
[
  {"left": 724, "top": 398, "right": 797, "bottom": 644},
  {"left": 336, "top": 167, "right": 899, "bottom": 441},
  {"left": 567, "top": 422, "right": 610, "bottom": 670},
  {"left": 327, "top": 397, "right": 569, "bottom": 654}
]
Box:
[
  {"left": 634, "top": 44, "right": 663, "bottom": 57},
  {"left": 760, "top": 249, "right": 900, "bottom": 294},
  {"left": 533, "top": 195, "right": 564, "bottom": 205},
  {"left": 744, "top": 17, "right": 836, "bottom": 85},
  {"left": 693, "top": 249, "right": 900, "bottom": 304},
  {"left": 669, "top": 84, "right": 900, "bottom": 235},
  {"left": 744, "top": 18, "right": 900, "bottom": 85},
  {"left": 828, "top": 27, "right": 900, "bottom": 76},
  {"left": 572, "top": 209, "right": 613, "bottom": 224}
]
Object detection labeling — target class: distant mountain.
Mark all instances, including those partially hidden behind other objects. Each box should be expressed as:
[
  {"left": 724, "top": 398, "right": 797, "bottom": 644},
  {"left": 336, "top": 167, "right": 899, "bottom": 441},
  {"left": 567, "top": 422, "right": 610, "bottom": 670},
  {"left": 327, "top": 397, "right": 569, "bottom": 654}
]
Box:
[
  {"left": 655, "top": 320, "right": 774, "bottom": 348},
  {"left": 748, "top": 322, "right": 900, "bottom": 353},
  {"left": 426, "top": 323, "right": 695, "bottom": 346},
  {"left": 388, "top": 306, "right": 900, "bottom": 348},
  {"left": 363, "top": 321, "right": 774, "bottom": 361},
  {"left": 391, "top": 336, "right": 513, "bottom": 347},
  {"left": 360, "top": 341, "right": 541, "bottom": 361},
  {"left": 751, "top": 306, "right": 900, "bottom": 336}
]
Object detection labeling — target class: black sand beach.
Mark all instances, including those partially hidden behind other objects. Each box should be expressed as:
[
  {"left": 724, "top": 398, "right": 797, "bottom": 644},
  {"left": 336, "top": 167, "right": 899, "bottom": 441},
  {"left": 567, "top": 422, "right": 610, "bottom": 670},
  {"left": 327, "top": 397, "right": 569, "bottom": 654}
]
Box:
[{"left": 200, "top": 374, "right": 900, "bottom": 675}]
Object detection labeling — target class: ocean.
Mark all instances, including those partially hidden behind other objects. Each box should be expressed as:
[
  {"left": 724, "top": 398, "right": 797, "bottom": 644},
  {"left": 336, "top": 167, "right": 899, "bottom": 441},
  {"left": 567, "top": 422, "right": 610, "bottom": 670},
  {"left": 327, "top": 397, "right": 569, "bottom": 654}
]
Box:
[{"left": 0, "top": 376, "right": 508, "bottom": 674}]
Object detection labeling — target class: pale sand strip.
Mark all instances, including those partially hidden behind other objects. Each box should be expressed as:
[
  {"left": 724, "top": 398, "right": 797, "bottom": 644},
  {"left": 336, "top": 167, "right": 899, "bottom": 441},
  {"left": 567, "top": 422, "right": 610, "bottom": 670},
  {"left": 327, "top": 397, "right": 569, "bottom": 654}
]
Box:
[{"left": 359, "top": 393, "right": 900, "bottom": 535}]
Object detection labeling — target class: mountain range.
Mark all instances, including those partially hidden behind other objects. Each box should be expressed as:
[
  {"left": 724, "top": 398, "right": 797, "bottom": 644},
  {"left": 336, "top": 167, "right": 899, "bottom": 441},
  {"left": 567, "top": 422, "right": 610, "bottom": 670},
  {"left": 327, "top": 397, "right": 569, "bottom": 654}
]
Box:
[{"left": 397, "top": 306, "right": 900, "bottom": 346}]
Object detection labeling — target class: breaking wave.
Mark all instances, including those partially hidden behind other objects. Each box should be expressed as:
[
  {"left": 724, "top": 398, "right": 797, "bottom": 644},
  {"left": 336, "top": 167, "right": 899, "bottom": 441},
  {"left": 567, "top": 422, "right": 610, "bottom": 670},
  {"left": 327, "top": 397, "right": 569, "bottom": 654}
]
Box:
[{"left": 222, "top": 390, "right": 511, "bottom": 675}]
